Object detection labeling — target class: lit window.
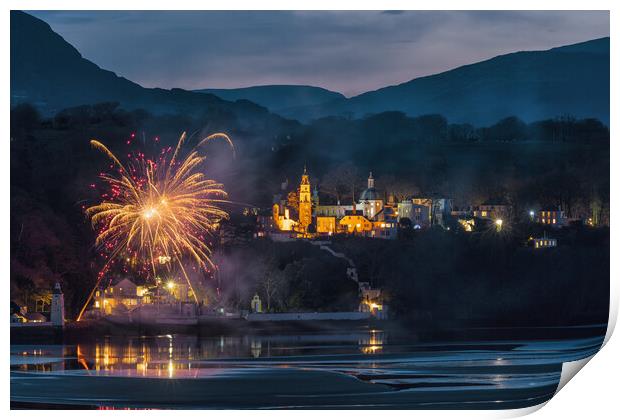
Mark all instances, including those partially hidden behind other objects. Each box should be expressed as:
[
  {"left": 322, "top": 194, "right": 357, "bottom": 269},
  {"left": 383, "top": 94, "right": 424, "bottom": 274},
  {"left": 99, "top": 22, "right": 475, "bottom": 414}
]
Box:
[{"left": 552, "top": 219, "right": 556, "bottom": 224}]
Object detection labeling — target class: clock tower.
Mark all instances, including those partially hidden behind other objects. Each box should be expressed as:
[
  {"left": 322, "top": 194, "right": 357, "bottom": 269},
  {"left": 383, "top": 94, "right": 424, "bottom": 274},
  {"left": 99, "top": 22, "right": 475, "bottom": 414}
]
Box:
[{"left": 298, "top": 166, "right": 312, "bottom": 231}]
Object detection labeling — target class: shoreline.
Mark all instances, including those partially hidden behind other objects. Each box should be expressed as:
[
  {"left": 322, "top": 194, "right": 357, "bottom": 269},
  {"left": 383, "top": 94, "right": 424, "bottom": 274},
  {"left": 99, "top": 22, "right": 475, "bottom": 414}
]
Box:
[{"left": 10, "top": 318, "right": 608, "bottom": 345}]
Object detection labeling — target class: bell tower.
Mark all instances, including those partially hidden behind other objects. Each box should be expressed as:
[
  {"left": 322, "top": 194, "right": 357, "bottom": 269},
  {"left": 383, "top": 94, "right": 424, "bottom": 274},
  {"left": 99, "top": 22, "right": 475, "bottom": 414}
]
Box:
[{"left": 298, "top": 166, "right": 312, "bottom": 231}]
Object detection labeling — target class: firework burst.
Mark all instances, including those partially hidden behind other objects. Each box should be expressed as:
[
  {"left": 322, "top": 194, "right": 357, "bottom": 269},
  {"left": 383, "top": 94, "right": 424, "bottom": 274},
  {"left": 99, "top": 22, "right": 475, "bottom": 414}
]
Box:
[{"left": 78, "top": 132, "right": 234, "bottom": 320}]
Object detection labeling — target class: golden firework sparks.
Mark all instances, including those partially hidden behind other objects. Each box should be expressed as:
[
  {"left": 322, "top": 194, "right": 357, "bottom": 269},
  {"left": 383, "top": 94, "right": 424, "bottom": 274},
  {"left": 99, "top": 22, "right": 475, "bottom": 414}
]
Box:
[{"left": 77, "top": 132, "right": 234, "bottom": 320}]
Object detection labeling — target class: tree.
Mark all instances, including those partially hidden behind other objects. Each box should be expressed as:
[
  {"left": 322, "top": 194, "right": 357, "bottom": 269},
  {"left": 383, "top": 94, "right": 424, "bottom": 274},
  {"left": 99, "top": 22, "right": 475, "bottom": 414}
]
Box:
[
  {"left": 479, "top": 116, "right": 527, "bottom": 142},
  {"left": 286, "top": 190, "right": 299, "bottom": 212},
  {"left": 377, "top": 174, "right": 420, "bottom": 202},
  {"left": 260, "top": 268, "right": 285, "bottom": 312},
  {"left": 321, "top": 162, "right": 361, "bottom": 204},
  {"left": 10, "top": 104, "right": 40, "bottom": 138}
]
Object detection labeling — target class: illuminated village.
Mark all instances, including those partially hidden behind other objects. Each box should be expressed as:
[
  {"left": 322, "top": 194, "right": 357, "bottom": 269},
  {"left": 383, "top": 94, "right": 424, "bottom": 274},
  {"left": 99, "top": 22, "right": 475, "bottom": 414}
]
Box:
[
  {"left": 264, "top": 166, "right": 573, "bottom": 241},
  {"left": 11, "top": 162, "right": 595, "bottom": 329}
]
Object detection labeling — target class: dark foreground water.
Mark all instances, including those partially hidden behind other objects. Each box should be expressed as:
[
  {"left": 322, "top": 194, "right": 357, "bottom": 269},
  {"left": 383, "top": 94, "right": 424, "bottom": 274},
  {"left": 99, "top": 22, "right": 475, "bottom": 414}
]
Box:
[{"left": 10, "top": 325, "right": 606, "bottom": 409}]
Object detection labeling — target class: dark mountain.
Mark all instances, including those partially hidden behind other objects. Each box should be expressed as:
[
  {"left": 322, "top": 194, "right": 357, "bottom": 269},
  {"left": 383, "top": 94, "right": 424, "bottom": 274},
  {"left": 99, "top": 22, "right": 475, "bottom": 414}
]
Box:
[
  {"left": 11, "top": 11, "right": 609, "bottom": 128},
  {"left": 10, "top": 10, "right": 289, "bottom": 128},
  {"left": 195, "top": 85, "right": 345, "bottom": 114},
  {"left": 284, "top": 38, "right": 609, "bottom": 126}
]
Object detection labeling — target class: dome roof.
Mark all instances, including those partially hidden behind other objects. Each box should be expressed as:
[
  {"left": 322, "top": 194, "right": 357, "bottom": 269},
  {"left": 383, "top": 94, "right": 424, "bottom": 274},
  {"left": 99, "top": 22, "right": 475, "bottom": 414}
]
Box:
[{"left": 360, "top": 187, "right": 380, "bottom": 201}]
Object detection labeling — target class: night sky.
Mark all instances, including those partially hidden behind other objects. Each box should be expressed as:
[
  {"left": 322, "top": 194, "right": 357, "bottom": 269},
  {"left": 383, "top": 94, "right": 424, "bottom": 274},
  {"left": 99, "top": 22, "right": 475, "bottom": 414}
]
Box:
[{"left": 28, "top": 10, "right": 609, "bottom": 97}]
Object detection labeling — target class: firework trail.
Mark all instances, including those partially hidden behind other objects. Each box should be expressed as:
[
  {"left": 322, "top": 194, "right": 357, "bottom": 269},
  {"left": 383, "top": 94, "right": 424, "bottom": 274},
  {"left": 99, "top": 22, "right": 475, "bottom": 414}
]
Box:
[{"left": 77, "top": 132, "right": 235, "bottom": 321}]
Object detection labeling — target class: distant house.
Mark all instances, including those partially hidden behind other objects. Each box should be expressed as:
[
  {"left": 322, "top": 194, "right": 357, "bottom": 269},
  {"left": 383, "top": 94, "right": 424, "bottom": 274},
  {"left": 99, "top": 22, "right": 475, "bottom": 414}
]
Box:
[
  {"left": 315, "top": 204, "right": 351, "bottom": 219},
  {"left": 430, "top": 198, "right": 453, "bottom": 227},
  {"left": 473, "top": 203, "right": 511, "bottom": 221},
  {"left": 451, "top": 205, "right": 474, "bottom": 218},
  {"left": 529, "top": 235, "right": 557, "bottom": 249},
  {"left": 397, "top": 201, "right": 431, "bottom": 229},
  {"left": 255, "top": 209, "right": 275, "bottom": 237},
  {"left": 317, "top": 215, "right": 337, "bottom": 235},
  {"left": 536, "top": 207, "right": 567, "bottom": 228},
  {"left": 371, "top": 206, "right": 398, "bottom": 239},
  {"left": 95, "top": 278, "right": 146, "bottom": 315},
  {"left": 397, "top": 197, "right": 452, "bottom": 228},
  {"left": 339, "top": 213, "right": 374, "bottom": 235}
]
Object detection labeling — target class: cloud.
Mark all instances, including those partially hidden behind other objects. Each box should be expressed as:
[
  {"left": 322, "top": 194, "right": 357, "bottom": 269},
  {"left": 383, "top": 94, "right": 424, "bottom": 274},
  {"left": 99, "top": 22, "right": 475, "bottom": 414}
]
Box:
[{"left": 26, "top": 10, "right": 609, "bottom": 97}]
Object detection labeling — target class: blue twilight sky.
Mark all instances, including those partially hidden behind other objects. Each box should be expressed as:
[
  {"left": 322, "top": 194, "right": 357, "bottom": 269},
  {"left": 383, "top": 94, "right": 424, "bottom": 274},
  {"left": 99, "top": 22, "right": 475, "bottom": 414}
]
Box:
[{"left": 28, "top": 10, "right": 609, "bottom": 97}]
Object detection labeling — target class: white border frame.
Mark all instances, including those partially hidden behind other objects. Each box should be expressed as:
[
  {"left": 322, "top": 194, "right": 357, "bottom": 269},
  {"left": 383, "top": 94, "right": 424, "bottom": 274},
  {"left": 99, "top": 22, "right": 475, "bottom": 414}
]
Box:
[{"left": 2, "top": 2, "right": 617, "bottom": 419}]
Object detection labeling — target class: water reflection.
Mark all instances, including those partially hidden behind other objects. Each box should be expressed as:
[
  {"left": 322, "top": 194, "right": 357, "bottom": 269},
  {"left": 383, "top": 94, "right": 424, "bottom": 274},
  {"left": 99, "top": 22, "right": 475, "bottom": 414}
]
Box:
[
  {"left": 10, "top": 329, "right": 606, "bottom": 409},
  {"left": 13, "top": 331, "right": 389, "bottom": 377},
  {"left": 358, "top": 330, "right": 384, "bottom": 354}
]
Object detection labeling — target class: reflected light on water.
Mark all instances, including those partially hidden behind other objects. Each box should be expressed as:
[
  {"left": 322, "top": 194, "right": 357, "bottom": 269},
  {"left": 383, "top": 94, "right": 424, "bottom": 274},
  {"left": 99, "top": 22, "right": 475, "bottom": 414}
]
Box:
[
  {"left": 16, "top": 331, "right": 388, "bottom": 378},
  {"left": 359, "top": 331, "right": 384, "bottom": 354}
]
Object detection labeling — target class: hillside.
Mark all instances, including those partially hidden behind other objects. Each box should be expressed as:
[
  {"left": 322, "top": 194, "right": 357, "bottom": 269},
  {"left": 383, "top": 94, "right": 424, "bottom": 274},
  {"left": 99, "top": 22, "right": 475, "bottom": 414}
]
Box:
[
  {"left": 283, "top": 38, "right": 610, "bottom": 125},
  {"left": 10, "top": 10, "right": 287, "bottom": 127},
  {"left": 195, "top": 85, "right": 345, "bottom": 114}
]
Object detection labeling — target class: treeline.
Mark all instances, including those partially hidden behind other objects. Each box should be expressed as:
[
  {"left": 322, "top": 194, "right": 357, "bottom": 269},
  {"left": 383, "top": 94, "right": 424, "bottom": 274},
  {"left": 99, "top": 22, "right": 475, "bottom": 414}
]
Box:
[
  {"left": 213, "top": 240, "right": 359, "bottom": 313},
  {"left": 10, "top": 101, "right": 610, "bottom": 316},
  {"left": 476, "top": 115, "right": 609, "bottom": 144},
  {"left": 331, "top": 225, "right": 609, "bottom": 327},
  {"left": 11, "top": 103, "right": 609, "bottom": 145},
  {"left": 203, "top": 223, "right": 610, "bottom": 328}
]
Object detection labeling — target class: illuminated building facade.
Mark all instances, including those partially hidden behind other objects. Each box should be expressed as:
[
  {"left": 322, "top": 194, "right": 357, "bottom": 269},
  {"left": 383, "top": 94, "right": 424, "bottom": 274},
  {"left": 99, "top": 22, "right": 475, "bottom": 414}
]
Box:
[
  {"left": 316, "top": 215, "right": 337, "bottom": 234},
  {"left": 271, "top": 169, "right": 399, "bottom": 238},
  {"left": 94, "top": 278, "right": 146, "bottom": 315},
  {"left": 339, "top": 213, "right": 374, "bottom": 233},
  {"left": 397, "top": 197, "right": 454, "bottom": 229},
  {"left": 397, "top": 201, "right": 431, "bottom": 229},
  {"left": 89, "top": 277, "right": 194, "bottom": 318},
  {"left": 298, "top": 167, "right": 312, "bottom": 231},
  {"left": 473, "top": 203, "right": 511, "bottom": 221},
  {"left": 529, "top": 234, "right": 558, "bottom": 248},
  {"left": 272, "top": 179, "right": 298, "bottom": 232},
  {"left": 359, "top": 172, "right": 383, "bottom": 219},
  {"left": 268, "top": 168, "right": 476, "bottom": 238},
  {"left": 536, "top": 207, "right": 567, "bottom": 228}
]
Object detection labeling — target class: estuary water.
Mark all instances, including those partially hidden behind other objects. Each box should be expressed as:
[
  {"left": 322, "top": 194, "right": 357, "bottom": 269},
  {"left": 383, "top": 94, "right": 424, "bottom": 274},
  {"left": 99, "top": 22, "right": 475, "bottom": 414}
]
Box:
[{"left": 10, "top": 325, "right": 606, "bottom": 409}]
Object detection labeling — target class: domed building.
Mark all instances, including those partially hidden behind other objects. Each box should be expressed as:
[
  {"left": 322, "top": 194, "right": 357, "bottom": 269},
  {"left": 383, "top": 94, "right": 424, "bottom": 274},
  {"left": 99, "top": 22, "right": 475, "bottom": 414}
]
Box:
[
  {"left": 359, "top": 172, "right": 383, "bottom": 220},
  {"left": 271, "top": 167, "right": 398, "bottom": 239}
]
